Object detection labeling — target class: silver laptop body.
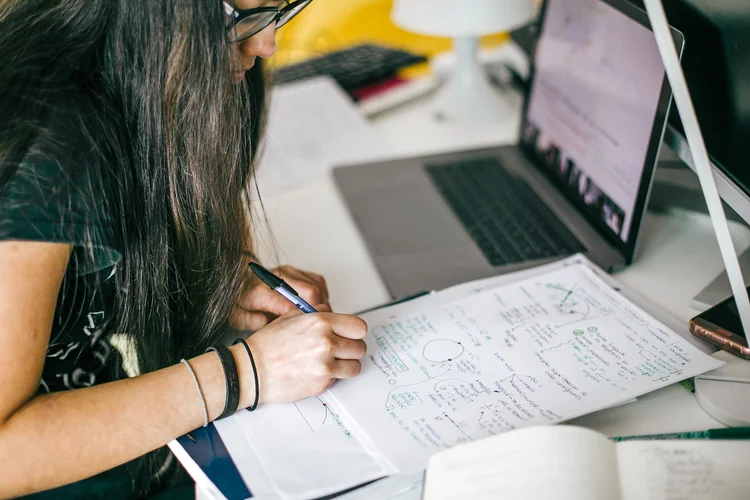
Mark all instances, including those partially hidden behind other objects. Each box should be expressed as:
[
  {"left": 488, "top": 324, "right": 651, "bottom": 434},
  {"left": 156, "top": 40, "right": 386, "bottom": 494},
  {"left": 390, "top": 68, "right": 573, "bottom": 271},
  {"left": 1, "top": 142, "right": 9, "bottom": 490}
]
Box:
[{"left": 333, "top": 0, "right": 684, "bottom": 298}]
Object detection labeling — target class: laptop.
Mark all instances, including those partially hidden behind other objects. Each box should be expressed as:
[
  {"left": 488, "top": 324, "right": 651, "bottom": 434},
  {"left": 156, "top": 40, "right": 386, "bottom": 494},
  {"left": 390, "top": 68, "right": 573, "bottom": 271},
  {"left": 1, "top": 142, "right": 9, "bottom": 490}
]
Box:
[{"left": 333, "top": 0, "right": 684, "bottom": 298}]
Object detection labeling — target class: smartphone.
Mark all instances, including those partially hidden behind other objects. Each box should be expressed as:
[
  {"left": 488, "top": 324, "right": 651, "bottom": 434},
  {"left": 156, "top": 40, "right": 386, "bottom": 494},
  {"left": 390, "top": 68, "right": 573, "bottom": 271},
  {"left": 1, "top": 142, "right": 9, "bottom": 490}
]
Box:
[{"left": 690, "top": 291, "right": 750, "bottom": 359}]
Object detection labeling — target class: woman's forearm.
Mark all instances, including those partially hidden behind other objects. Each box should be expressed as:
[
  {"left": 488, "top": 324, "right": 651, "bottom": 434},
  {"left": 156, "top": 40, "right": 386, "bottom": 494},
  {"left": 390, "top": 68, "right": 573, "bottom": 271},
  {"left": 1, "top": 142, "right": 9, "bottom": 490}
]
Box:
[{"left": 0, "top": 345, "right": 254, "bottom": 498}]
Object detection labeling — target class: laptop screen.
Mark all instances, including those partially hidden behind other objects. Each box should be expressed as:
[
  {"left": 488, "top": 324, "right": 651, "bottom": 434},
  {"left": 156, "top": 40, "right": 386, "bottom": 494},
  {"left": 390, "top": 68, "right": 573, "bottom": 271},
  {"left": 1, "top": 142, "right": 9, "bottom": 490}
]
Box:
[{"left": 520, "top": 0, "right": 676, "bottom": 253}]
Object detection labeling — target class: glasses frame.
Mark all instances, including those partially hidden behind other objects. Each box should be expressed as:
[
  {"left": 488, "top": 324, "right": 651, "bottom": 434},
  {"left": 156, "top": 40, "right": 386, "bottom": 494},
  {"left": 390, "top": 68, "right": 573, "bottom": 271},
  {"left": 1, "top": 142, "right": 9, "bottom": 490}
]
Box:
[{"left": 225, "top": 0, "right": 313, "bottom": 43}]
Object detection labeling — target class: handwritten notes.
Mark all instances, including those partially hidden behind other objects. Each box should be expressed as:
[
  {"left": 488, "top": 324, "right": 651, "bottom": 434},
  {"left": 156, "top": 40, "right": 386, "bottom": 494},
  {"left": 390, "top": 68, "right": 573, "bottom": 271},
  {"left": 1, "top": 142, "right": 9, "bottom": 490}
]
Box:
[
  {"left": 213, "top": 258, "right": 724, "bottom": 499},
  {"left": 618, "top": 441, "right": 750, "bottom": 500},
  {"left": 328, "top": 263, "right": 723, "bottom": 472}
]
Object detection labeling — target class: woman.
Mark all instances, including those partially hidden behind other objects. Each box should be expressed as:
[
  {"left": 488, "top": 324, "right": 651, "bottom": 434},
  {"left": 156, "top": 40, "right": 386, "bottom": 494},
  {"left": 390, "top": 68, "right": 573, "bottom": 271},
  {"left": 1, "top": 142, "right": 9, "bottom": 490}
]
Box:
[{"left": 0, "top": 0, "right": 367, "bottom": 497}]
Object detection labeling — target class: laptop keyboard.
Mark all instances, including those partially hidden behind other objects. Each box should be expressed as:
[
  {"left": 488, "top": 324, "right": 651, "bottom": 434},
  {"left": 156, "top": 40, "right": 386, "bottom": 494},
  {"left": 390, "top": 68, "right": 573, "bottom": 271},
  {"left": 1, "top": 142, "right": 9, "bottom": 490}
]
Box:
[{"left": 425, "top": 158, "right": 584, "bottom": 267}]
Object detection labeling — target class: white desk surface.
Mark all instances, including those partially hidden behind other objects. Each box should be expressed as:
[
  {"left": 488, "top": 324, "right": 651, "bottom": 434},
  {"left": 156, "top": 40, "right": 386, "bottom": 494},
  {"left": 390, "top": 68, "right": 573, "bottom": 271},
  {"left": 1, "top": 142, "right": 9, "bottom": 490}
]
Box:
[{"left": 251, "top": 52, "right": 750, "bottom": 443}]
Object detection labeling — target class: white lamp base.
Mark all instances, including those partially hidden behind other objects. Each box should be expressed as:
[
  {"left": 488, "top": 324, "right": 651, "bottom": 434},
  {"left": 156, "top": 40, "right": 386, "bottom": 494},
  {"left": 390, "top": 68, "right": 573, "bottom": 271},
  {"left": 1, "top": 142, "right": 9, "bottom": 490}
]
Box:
[
  {"left": 695, "top": 350, "right": 750, "bottom": 426},
  {"left": 432, "top": 36, "right": 513, "bottom": 124}
]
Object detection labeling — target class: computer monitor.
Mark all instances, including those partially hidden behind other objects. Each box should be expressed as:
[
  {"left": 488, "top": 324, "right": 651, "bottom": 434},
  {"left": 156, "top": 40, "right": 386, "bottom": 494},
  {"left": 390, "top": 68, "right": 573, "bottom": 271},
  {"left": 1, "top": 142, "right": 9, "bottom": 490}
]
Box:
[{"left": 655, "top": 0, "right": 750, "bottom": 308}]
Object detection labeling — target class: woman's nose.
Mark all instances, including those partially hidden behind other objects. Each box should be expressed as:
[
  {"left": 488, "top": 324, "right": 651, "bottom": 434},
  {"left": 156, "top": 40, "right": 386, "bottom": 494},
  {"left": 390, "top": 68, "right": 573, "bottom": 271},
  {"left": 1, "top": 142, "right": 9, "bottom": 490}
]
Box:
[{"left": 239, "top": 22, "right": 277, "bottom": 59}]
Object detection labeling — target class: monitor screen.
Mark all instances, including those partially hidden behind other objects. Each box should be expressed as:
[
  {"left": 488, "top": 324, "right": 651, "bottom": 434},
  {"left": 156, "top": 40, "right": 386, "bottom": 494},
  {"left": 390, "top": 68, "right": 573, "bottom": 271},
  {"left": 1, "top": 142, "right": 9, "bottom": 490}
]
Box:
[
  {"left": 659, "top": 0, "right": 750, "bottom": 224},
  {"left": 520, "top": 0, "right": 669, "bottom": 247}
]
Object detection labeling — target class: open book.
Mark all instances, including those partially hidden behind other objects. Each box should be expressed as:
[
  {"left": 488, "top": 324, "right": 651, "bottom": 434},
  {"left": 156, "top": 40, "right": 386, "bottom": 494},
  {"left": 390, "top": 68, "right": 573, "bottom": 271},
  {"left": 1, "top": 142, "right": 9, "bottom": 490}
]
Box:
[{"left": 424, "top": 425, "right": 750, "bottom": 500}]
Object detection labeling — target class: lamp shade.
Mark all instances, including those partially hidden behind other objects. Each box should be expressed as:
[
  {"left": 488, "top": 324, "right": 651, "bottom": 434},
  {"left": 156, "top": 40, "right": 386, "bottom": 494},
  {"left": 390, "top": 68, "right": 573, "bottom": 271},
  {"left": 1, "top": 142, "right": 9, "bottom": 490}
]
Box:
[{"left": 392, "top": 0, "right": 536, "bottom": 38}]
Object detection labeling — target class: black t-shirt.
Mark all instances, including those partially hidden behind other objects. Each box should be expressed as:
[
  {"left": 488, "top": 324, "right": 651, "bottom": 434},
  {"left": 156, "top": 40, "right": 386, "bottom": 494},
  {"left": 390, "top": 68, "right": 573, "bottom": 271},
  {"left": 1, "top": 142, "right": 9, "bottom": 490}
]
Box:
[{"left": 0, "top": 125, "right": 124, "bottom": 393}]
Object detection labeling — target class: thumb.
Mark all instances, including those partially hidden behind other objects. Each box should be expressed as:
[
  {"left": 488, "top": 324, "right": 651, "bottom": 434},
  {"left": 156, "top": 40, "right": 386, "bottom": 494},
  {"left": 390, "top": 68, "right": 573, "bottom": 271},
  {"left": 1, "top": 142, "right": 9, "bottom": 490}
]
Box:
[{"left": 230, "top": 307, "right": 274, "bottom": 332}]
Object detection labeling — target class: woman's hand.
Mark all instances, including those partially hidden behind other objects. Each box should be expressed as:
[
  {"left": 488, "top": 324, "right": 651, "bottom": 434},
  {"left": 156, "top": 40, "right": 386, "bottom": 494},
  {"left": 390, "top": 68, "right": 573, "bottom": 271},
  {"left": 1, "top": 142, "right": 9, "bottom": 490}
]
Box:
[
  {"left": 238, "top": 307, "right": 367, "bottom": 404},
  {"left": 230, "top": 265, "right": 330, "bottom": 331}
]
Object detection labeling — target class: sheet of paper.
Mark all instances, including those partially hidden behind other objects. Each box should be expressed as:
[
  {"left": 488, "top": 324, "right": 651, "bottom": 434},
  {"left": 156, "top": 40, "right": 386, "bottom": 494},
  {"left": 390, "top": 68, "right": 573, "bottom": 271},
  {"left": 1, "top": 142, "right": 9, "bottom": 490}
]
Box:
[
  {"left": 384, "top": 254, "right": 708, "bottom": 356},
  {"left": 617, "top": 441, "right": 750, "bottom": 500},
  {"left": 328, "top": 262, "right": 724, "bottom": 472},
  {"left": 212, "top": 417, "right": 279, "bottom": 499},
  {"left": 254, "top": 76, "right": 388, "bottom": 195},
  {"left": 230, "top": 393, "right": 388, "bottom": 500}
]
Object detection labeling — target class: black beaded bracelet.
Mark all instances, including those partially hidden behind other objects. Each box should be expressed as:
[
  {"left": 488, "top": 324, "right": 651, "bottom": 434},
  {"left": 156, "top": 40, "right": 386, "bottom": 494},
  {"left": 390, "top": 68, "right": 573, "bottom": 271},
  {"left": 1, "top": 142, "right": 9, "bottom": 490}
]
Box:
[
  {"left": 206, "top": 345, "right": 240, "bottom": 420},
  {"left": 233, "top": 337, "right": 260, "bottom": 411}
]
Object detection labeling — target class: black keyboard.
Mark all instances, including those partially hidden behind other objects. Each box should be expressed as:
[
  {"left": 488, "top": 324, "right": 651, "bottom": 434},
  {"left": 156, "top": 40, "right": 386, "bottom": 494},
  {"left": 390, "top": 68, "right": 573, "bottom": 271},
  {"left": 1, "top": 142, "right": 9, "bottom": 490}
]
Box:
[
  {"left": 273, "top": 44, "right": 427, "bottom": 94},
  {"left": 425, "top": 158, "right": 584, "bottom": 267}
]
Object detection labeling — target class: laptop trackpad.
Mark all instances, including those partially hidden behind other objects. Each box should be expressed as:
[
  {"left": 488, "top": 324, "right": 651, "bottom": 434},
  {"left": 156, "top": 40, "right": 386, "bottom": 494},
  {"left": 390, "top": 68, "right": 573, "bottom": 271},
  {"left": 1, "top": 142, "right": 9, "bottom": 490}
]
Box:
[{"left": 350, "top": 184, "right": 469, "bottom": 255}]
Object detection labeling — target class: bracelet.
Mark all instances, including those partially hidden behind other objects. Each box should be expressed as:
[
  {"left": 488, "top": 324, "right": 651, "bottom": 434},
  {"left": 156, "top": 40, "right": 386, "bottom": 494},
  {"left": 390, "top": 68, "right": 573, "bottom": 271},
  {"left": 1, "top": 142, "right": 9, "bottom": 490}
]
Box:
[
  {"left": 233, "top": 338, "right": 260, "bottom": 411},
  {"left": 181, "top": 359, "right": 209, "bottom": 428},
  {"left": 206, "top": 345, "right": 241, "bottom": 420}
]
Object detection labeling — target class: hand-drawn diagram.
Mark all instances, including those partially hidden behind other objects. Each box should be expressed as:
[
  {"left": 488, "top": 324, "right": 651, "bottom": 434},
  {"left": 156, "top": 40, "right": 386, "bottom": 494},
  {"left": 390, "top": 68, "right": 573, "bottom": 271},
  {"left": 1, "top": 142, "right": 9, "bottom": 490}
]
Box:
[
  {"left": 293, "top": 396, "right": 332, "bottom": 433},
  {"left": 545, "top": 282, "right": 594, "bottom": 327},
  {"left": 384, "top": 371, "right": 449, "bottom": 409},
  {"left": 422, "top": 339, "right": 464, "bottom": 363}
]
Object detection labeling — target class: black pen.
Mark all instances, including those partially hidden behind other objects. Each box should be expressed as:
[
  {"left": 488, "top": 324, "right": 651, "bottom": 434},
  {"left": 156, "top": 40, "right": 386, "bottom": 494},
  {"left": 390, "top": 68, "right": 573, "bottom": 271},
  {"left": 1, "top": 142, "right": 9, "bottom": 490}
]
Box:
[{"left": 249, "top": 262, "right": 318, "bottom": 314}]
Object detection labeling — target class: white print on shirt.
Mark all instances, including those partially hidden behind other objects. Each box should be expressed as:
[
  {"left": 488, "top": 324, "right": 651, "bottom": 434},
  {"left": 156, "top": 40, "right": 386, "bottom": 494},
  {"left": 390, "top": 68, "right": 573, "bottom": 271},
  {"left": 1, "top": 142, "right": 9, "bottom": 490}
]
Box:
[
  {"left": 83, "top": 311, "right": 106, "bottom": 345},
  {"left": 47, "top": 341, "right": 80, "bottom": 360}
]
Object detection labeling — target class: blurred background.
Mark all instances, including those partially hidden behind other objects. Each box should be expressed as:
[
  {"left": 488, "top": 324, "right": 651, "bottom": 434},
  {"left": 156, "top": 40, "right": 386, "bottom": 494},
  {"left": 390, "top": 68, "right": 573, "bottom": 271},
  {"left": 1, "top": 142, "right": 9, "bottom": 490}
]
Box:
[{"left": 270, "top": 0, "right": 513, "bottom": 75}]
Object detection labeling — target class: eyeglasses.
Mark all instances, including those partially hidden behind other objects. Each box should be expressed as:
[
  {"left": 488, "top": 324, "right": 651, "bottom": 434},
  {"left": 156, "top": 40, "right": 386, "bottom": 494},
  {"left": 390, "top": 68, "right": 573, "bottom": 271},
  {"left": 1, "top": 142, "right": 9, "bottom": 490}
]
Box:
[{"left": 224, "top": 0, "right": 314, "bottom": 43}]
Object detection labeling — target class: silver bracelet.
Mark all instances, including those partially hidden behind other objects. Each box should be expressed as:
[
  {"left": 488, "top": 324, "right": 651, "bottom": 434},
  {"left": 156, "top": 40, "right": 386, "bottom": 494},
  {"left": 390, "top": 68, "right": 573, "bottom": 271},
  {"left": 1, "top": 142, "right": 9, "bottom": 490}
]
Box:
[{"left": 181, "top": 359, "right": 209, "bottom": 428}]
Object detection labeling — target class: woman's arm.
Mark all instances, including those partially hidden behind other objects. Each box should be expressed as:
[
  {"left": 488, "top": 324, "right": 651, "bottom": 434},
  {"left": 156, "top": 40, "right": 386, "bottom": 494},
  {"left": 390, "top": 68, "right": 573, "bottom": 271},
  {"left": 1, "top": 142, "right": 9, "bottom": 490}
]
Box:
[
  {"left": 0, "top": 240, "right": 240, "bottom": 496},
  {"left": 0, "top": 240, "right": 366, "bottom": 497}
]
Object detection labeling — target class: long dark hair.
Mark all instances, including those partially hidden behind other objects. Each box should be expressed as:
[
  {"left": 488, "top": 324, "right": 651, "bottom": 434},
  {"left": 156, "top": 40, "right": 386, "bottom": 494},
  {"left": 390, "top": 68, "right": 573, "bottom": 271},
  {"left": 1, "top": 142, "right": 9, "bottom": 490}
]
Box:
[{"left": 0, "top": 0, "right": 266, "bottom": 491}]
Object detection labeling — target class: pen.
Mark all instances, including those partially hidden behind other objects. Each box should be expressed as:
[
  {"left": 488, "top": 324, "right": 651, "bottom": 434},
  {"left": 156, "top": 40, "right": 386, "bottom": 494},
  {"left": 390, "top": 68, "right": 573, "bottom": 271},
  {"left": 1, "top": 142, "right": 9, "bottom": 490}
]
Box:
[
  {"left": 610, "top": 427, "right": 750, "bottom": 442},
  {"left": 249, "top": 262, "right": 318, "bottom": 314}
]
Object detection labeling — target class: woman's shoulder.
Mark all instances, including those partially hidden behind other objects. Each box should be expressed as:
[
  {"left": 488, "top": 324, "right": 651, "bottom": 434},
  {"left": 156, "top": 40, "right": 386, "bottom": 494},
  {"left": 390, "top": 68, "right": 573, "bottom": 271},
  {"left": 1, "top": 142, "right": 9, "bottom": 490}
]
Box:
[
  {"left": 25, "top": 97, "right": 103, "bottom": 175},
  {"left": 1, "top": 99, "right": 119, "bottom": 259}
]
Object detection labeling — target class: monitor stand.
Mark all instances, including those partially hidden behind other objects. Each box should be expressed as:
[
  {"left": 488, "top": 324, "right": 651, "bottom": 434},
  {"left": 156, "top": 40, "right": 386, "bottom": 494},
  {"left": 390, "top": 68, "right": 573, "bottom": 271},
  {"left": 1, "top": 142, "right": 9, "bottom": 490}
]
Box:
[
  {"left": 648, "top": 155, "right": 748, "bottom": 311},
  {"left": 692, "top": 248, "right": 750, "bottom": 311},
  {"left": 649, "top": 154, "right": 745, "bottom": 226}
]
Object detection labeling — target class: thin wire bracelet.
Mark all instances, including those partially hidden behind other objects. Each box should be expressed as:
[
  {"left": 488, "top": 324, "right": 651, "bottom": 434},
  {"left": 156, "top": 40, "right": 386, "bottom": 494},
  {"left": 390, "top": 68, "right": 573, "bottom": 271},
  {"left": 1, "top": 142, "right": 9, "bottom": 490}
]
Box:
[{"left": 181, "top": 359, "right": 209, "bottom": 427}]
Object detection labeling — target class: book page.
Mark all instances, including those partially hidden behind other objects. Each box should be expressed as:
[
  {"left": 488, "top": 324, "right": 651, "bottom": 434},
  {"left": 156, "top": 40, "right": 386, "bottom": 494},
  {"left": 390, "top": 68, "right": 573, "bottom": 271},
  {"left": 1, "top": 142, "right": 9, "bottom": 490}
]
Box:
[
  {"left": 328, "top": 263, "right": 723, "bottom": 472},
  {"left": 617, "top": 441, "right": 750, "bottom": 500},
  {"left": 424, "top": 426, "right": 620, "bottom": 500}
]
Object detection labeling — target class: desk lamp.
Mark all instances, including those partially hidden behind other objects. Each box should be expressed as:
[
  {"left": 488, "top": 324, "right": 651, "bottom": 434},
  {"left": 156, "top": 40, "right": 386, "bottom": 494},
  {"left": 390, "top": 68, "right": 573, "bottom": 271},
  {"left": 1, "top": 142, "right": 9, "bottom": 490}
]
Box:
[
  {"left": 392, "top": 0, "right": 536, "bottom": 123},
  {"left": 644, "top": 0, "right": 750, "bottom": 426}
]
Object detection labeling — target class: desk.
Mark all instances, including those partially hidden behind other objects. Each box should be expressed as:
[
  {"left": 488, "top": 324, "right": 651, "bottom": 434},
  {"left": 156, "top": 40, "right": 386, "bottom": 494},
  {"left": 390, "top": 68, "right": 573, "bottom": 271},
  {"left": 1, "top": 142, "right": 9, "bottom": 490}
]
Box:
[
  {"left": 253, "top": 77, "right": 750, "bottom": 431},
  {"left": 197, "top": 44, "right": 750, "bottom": 498}
]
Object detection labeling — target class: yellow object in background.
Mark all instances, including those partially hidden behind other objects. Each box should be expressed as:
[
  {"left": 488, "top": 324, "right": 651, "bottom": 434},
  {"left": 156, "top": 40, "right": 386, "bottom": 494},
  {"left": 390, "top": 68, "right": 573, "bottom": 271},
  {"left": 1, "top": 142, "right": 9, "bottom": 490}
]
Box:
[{"left": 270, "top": 0, "right": 509, "bottom": 77}]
